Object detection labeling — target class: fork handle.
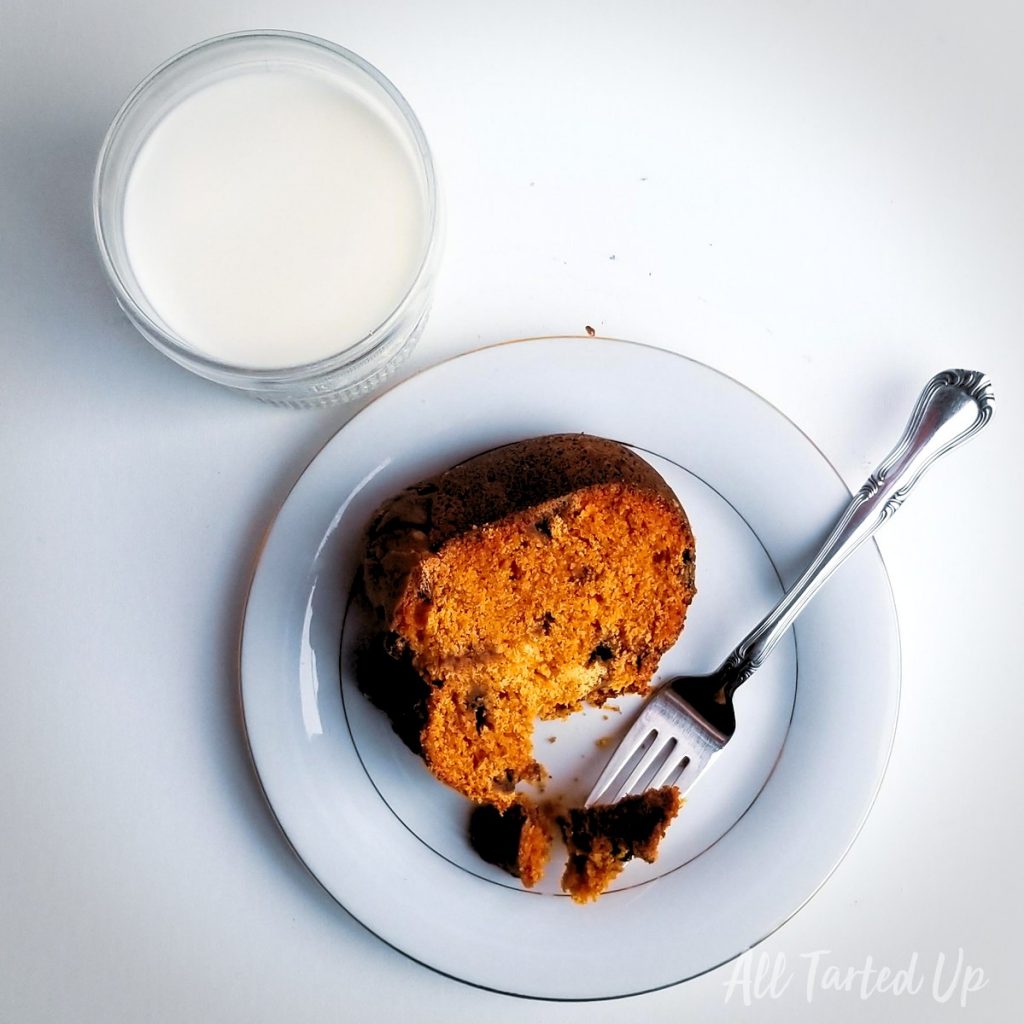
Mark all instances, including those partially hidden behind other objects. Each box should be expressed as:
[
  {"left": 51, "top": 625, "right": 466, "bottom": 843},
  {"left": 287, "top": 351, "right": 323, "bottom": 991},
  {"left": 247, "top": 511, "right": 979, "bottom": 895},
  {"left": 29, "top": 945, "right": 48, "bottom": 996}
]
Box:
[{"left": 718, "top": 368, "right": 993, "bottom": 695}]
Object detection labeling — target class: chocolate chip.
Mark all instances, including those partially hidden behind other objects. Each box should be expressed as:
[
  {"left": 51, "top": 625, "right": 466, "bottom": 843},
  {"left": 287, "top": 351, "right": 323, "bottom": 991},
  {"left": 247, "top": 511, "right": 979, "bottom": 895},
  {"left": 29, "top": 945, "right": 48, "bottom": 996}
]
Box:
[
  {"left": 467, "top": 693, "right": 488, "bottom": 732},
  {"left": 612, "top": 842, "right": 634, "bottom": 863},
  {"left": 682, "top": 548, "right": 693, "bottom": 564},
  {"left": 588, "top": 644, "right": 615, "bottom": 664},
  {"left": 635, "top": 644, "right": 651, "bottom": 670}
]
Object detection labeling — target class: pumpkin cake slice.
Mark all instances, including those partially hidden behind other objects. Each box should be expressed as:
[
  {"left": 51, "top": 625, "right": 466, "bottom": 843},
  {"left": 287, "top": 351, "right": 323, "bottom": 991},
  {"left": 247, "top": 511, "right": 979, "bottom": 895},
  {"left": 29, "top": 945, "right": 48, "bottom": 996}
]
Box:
[{"left": 359, "top": 434, "right": 697, "bottom": 813}]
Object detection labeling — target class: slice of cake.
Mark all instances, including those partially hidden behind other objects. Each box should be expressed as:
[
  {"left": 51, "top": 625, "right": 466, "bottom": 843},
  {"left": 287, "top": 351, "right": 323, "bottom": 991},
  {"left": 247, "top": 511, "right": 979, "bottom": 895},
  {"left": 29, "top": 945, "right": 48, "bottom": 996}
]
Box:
[
  {"left": 360, "top": 434, "right": 697, "bottom": 811},
  {"left": 559, "top": 786, "right": 682, "bottom": 903}
]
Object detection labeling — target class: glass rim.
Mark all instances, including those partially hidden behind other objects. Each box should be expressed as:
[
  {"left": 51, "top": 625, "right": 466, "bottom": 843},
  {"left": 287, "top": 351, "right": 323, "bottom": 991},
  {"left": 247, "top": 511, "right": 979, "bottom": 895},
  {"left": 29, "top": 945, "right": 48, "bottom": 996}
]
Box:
[{"left": 92, "top": 29, "right": 441, "bottom": 384}]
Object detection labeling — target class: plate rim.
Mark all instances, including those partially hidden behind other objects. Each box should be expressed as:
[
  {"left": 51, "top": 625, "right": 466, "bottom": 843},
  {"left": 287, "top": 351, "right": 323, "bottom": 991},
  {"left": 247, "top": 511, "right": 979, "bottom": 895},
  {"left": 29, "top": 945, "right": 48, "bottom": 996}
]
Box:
[{"left": 237, "top": 335, "right": 902, "bottom": 1001}]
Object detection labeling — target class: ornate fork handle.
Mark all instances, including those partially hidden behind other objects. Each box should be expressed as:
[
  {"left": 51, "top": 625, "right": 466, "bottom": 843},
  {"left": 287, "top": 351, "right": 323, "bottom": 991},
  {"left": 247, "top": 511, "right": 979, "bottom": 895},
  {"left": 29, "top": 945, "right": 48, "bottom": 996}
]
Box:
[{"left": 717, "top": 369, "right": 994, "bottom": 695}]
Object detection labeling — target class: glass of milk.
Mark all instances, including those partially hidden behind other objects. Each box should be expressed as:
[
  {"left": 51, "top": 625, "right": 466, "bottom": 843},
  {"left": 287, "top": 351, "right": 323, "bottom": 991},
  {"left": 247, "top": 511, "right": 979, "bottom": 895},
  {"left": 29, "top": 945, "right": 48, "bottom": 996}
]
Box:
[{"left": 93, "top": 31, "right": 441, "bottom": 405}]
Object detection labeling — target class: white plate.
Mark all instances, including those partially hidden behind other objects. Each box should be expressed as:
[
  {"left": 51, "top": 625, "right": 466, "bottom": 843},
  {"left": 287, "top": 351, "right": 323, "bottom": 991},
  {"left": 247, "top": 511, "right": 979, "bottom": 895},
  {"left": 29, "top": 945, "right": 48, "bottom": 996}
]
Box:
[{"left": 240, "top": 337, "right": 900, "bottom": 999}]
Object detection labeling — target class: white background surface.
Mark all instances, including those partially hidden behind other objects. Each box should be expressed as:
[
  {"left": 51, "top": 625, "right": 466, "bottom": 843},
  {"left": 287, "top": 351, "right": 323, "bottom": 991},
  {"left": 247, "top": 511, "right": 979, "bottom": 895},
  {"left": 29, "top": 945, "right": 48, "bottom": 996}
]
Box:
[{"left": 0, "top": 1, "right": 1020, "bottom": 1021}]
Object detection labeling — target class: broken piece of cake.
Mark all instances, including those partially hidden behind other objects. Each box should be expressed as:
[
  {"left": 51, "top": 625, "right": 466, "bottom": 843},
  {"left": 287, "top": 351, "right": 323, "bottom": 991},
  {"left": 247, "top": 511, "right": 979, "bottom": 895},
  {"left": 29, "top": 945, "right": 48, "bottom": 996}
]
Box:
[
  {"left": 559, "top": 786, "right": 682, "bottom": 902},
  {"left": 357, "top": 433, "right": 695, "bottom": 900},
  {"left": 467, "top": 800, "right": 554, "bottom": 890},
  {"left": 469, "top": 787, "right": 681, "bottom": 901}
]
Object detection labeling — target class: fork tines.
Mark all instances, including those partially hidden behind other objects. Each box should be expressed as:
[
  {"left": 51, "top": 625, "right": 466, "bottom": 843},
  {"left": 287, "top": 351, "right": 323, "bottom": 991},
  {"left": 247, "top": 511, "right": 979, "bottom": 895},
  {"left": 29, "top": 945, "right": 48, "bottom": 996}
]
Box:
[{"left": 585, "top": 688, "right": 727, "bottom": 807}]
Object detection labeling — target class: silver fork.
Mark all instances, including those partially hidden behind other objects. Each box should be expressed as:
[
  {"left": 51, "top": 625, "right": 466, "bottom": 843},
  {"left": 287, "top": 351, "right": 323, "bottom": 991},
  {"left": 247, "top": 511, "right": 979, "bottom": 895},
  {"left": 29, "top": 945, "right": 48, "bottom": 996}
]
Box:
[{"left": 585, "top": 368, "right": 994, "bottom": 807}]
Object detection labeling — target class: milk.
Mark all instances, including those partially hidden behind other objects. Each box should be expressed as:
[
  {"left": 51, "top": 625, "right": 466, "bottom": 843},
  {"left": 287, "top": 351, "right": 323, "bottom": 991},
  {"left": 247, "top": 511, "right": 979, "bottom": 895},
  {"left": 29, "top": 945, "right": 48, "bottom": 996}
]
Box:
[{"left": 122, "top": 67, "right": 428, "bottom": 369}]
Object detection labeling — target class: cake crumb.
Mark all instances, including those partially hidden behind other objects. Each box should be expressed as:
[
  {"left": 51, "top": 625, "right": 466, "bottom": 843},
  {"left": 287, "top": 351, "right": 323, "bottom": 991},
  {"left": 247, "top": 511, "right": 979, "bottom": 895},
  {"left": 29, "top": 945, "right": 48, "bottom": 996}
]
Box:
[
  {"left": 585, "top": 325, "right": 596, "bottom": 336},
  {"left": 547, "top": 736, "right": 557, "bottom": 743},
  {"left": 595, "top": 736, "right": 614, "bottom": 748}
]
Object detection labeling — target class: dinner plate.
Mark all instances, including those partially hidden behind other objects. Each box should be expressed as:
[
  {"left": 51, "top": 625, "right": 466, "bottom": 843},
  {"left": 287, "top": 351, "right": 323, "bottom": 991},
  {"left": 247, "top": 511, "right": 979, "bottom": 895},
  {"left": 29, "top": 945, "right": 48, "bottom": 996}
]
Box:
[{"left": 240, "top": 337, "right": 900, "bottom": 999}]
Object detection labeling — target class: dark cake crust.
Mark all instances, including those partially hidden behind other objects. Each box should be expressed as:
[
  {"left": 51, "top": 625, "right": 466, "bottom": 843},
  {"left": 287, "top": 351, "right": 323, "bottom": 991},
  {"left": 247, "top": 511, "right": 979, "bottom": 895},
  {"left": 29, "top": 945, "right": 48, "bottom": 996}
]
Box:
[
  {"left": 363, "top": 434, "right": 690, "bottom": 619},
  {"left": 468, "top": 801, "right": 552, "bottom": 887}
]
